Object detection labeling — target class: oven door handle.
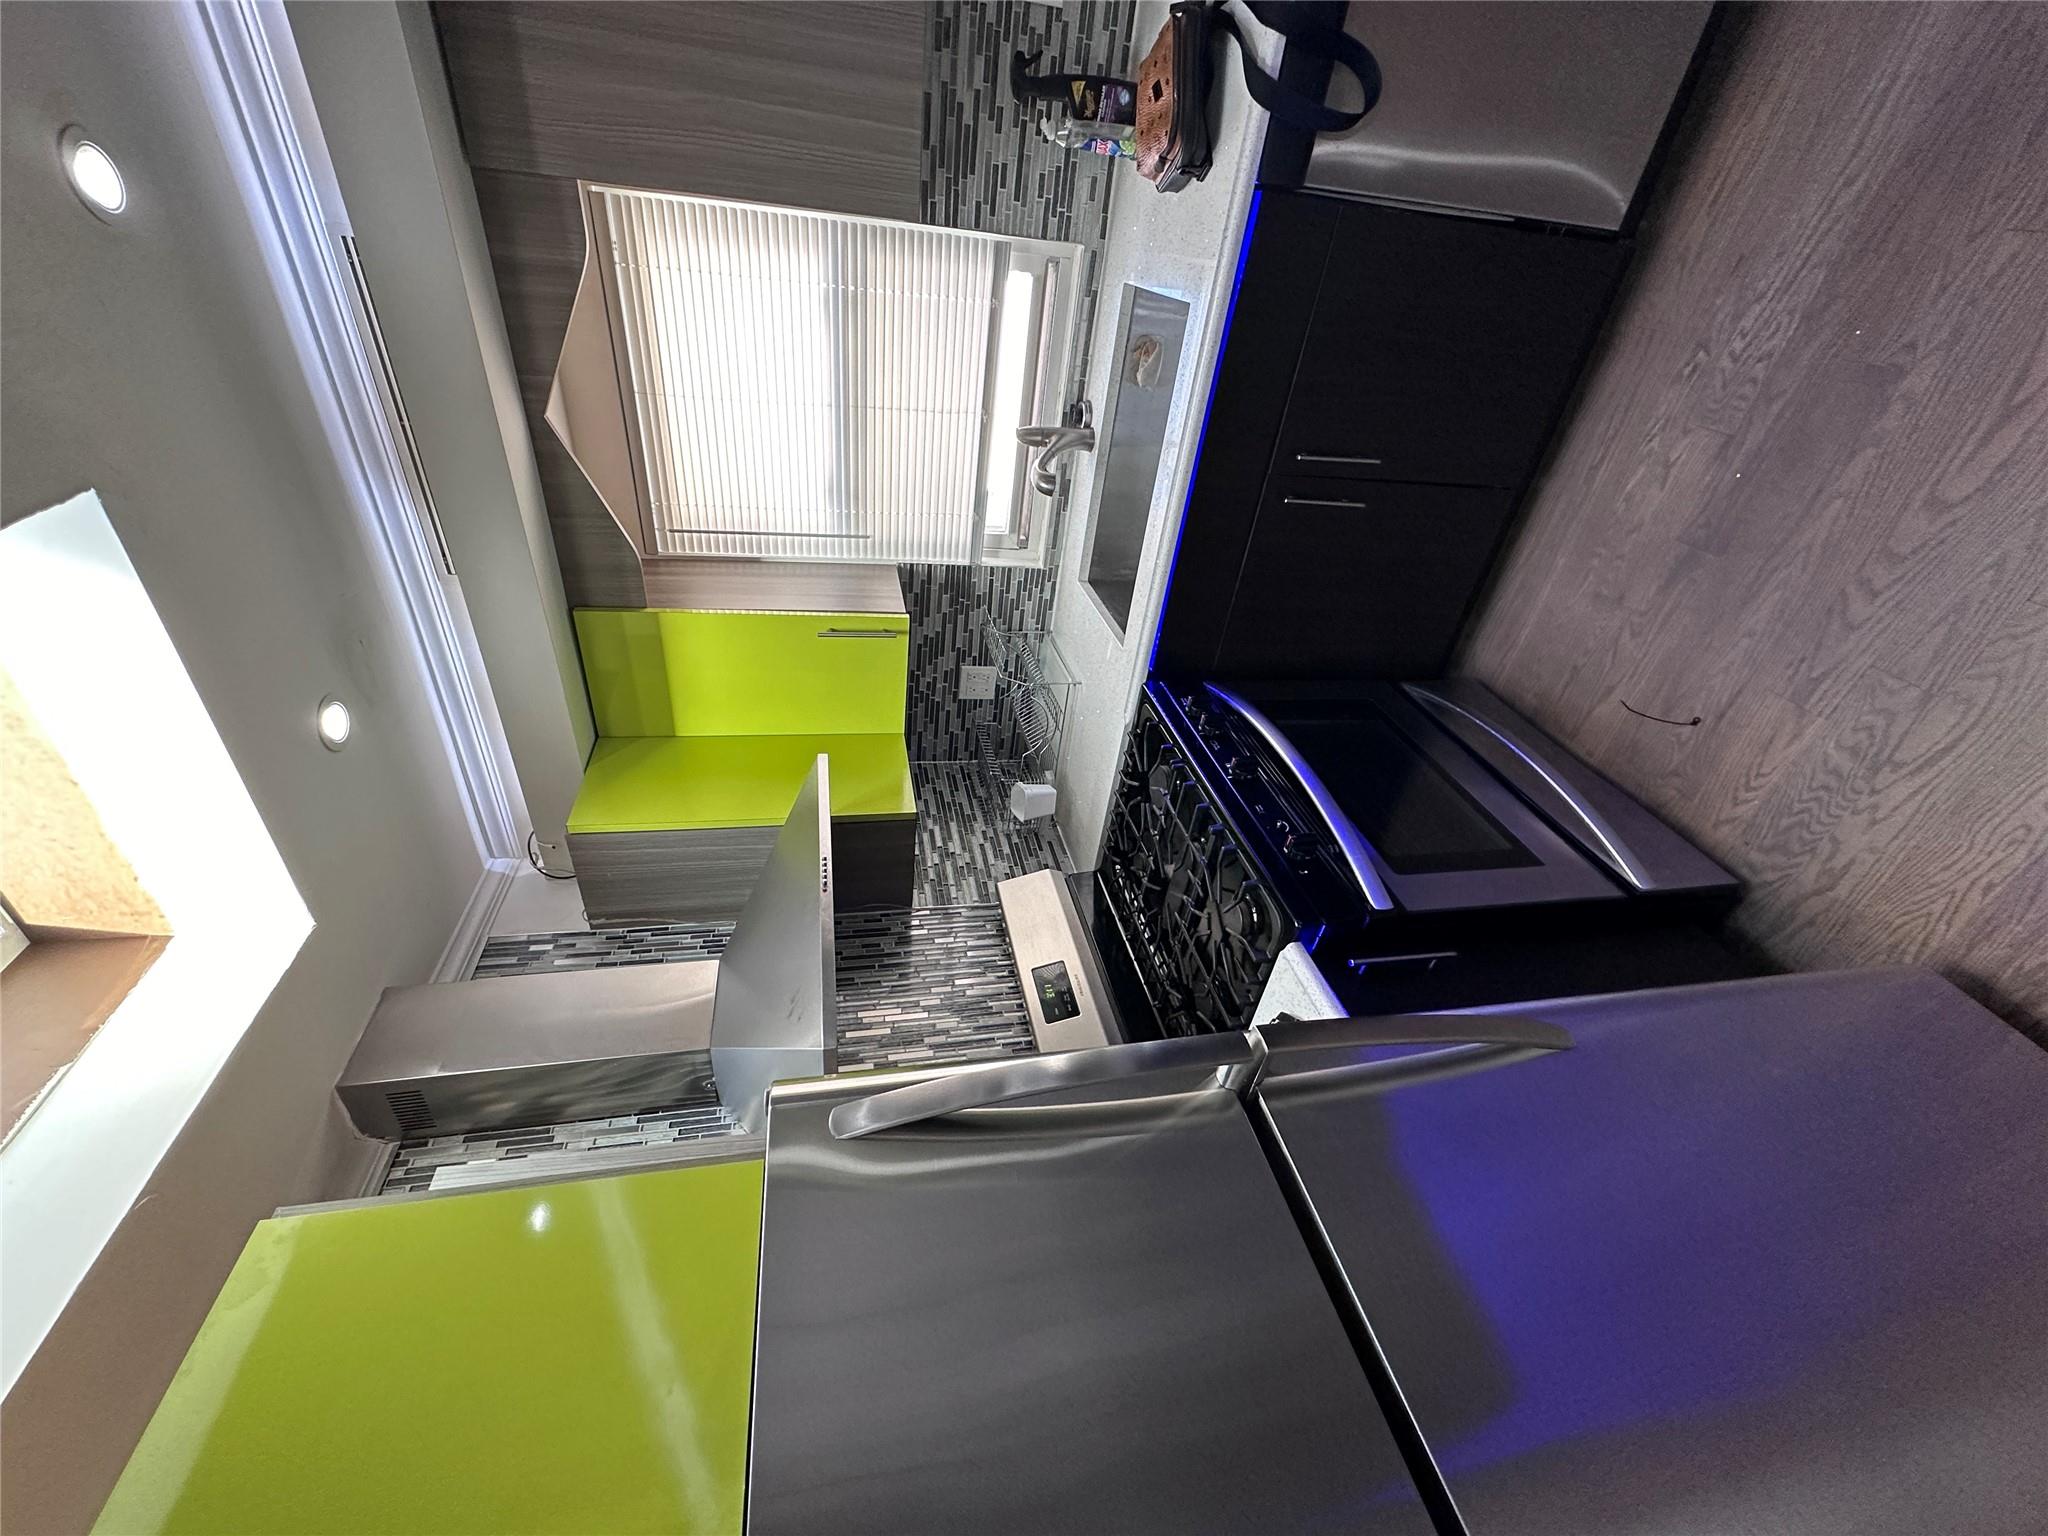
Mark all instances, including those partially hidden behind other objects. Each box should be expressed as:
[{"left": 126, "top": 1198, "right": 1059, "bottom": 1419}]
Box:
[
  {"left": 1402, "top": 682, "right": 1655, "bottom": 890},
  {"left": 828, "top": 1032, "right": 1261, "bottom": 1139},
  {"left": 1204, "top": 684, "right": 1395, "bottom": 911}
]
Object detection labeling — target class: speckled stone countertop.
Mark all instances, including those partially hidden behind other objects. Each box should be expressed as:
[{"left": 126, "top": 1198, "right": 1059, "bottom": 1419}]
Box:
[
  {"left": 1048, "top": 1, "right": 1283, "bottom": 867},
  {"left": 1251, "top": 942, "right": 1348, "bottom": 1026}
]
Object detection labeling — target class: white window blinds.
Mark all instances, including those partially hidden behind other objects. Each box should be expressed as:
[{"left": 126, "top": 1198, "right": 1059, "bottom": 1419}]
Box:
[{"left": 598, "top": 187, "right": 1005, "bottom": 564}]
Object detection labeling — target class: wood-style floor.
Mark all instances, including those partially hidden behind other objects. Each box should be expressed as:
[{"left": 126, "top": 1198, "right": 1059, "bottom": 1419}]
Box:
[{"left": 1460, "top": 3, "right": 2048, "bottom": 1042}]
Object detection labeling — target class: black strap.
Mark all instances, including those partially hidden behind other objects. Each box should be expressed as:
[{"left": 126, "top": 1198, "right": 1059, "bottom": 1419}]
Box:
[{"left": 1211, "top": 0, "right": 1382, "bottom": 134}]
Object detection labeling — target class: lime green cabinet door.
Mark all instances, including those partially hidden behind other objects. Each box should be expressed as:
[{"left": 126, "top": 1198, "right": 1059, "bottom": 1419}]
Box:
[
  {"left": 576, "top": 609, "right": 908, "bottom": 737},
  {"left": 96, "top": 1161, "right": 763, "bottom": 1536}
]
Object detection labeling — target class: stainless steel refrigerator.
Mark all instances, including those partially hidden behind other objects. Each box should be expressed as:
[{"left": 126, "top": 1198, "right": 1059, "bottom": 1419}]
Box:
[
  {"left": 748, "top": 968, "right": 2048, "bottom": 1534},
  {"left": 1300, "top": 2, "right": 1715, "bottom": 232}
]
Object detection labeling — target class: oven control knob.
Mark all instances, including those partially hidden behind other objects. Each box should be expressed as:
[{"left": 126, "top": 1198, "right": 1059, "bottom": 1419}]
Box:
[{"left": 1281, "top": 830, "right": 1310, "bottom": 863}]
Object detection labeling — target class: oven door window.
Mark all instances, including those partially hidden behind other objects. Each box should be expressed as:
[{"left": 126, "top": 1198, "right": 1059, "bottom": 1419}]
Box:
[{"left": 1265, "top": 707, "right": 1538, "bottom": 875}]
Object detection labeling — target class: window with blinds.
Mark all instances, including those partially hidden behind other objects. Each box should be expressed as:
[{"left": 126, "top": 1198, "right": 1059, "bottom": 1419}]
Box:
[{"left": 590, "top": 186, "right": 1078, "bottom": 566}]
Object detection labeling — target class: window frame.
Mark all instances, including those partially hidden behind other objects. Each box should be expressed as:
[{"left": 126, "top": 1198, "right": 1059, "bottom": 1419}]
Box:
[
  {"left": 980, "top": 238, "right": 1082, "bottom": 568},
  {"left": 584, "top": 186, "right": 1081, "bottom": 570}
]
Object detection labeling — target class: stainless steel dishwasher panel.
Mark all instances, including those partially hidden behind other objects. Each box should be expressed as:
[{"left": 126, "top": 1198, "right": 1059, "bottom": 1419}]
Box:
[{"left": 748, "top": 1057, "right": 1433, "bottom": 1536}]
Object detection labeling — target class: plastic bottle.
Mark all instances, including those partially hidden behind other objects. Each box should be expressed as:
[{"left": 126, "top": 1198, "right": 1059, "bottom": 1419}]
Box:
[{"left": 1037, "top": 116, "right": 1135, "bottom": 159}]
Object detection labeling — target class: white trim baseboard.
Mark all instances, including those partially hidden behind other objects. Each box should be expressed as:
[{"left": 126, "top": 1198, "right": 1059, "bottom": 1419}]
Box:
[{"left": 430, "top": 858, "right": 521, "bottom": 984}]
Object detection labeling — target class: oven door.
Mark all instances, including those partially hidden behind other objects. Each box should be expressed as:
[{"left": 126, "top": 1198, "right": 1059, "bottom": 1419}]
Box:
[{"left": 1208, "top": 683, "right": 1621, "bottom": 912}]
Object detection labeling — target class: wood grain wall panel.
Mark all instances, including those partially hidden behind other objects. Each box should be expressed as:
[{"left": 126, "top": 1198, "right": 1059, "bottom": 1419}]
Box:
[
  {"left": 1457, "top": 2, "right": 2048, "bottom": 1042},
  {"left": 434, "top": 1, "right": 925, "bottom": 221},
  {"left": 468, "top": 167, "right": 645, "bottom": 609},
  {"left": 435, "top": 3, "right": 928, "bottom": 608},
  {"left": 536, "top": 442, "right": 646, "bottom": 611},
  {"left": 570, "top": 825, "right": 779, "bottom": 925},
  {"left": 464, "top": 169, "right": 583, "bottom": 414},
  {"left": 571, "top": 814, "right": 915, "bottom": 923}
]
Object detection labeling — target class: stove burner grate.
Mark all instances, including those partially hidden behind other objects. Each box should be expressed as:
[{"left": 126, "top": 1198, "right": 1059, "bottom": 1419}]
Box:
[{"left": 1103, "top": 709, "right": 1285, "bottom": 1036}]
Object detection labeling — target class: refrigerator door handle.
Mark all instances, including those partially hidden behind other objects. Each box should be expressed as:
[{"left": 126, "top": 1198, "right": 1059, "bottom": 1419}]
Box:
[
  {"left": 1256, "top": 1011, "right": 1574, "bottom": 1056},
  {"left": 829, "top": 1032, "right": 1261, "bottom": 1140}
]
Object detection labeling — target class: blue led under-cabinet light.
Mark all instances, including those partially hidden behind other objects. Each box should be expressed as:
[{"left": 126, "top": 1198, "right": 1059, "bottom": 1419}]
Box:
[{"left": 1147, "top": 186, "right": 1264, "bottom": 678}]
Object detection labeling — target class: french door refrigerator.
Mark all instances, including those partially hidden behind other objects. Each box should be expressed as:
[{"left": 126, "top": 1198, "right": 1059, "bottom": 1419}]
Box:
[{"left": 747, "top": 969, "right": 2047, "bottom": 1535}]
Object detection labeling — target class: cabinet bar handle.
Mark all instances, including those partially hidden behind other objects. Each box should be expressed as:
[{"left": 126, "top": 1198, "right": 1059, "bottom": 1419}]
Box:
[
  {"left": 1346, "top": 950, "right": 1458, "bottom": 973},
  {"left": 1282, "top": 495, "right": 1369, "bottom": 510},
  {"left": 1295, "top": 453, "right": 1383, "bottom": 466},
  {"left": 817, "top": 628, "right": 901, "bottom": 639}
]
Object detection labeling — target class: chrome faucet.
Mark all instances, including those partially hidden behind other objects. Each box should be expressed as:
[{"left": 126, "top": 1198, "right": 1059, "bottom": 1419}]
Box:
[{"left": 1017, "top": 401, "right": 1094, "bottom": 496}]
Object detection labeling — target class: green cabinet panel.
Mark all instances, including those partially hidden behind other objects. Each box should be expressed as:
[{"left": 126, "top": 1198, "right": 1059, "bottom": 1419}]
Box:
[
  {"left": 96, "top": 1160, "right": 764, "bottom": 1536},
  {"left": 567, "top": 734, "right": 915, "bottom": 833},
  {"left": 576, "top": 608, "right": 909, "bottom": 738}
]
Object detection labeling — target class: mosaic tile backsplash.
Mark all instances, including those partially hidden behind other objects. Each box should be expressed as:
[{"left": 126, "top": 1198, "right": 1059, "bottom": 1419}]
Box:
[
  {"left": 472, "top": 921, "right": 729, "bottom": 978},
  {"left": 383, "top": 1103, "right": 743, "bottom": 1197},
  {"left": 904, "top": 0, "right": 1138, "bottom": 760},
  {"left": 428, "top": 757, "right": 1066, "bottom": 1196},
  {"left": 473, "top": 906, "right": 1034, "bottom": 1071},
  {"left": 914, "top": 759, "right": 1068, "bottom": 905},
  {"left": 836, "top": 906, "right": 1037, "bottom": 1072},
  {"left": 397, "top": 905, "right": 1038, "bottom": 1194}
]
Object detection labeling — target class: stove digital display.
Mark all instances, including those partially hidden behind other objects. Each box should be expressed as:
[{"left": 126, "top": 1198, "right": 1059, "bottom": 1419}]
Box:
[{"left": 1031, "top": 960, "right": 1081, "bottom": 1024}]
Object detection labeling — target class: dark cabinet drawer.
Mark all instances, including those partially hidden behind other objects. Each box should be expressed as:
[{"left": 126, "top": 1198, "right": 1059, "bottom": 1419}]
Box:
[
  {"left": 1275, "top": 201, "right": 1628, "bottom": 488},
  {"left": 1215, "top": 478, "right": 1514, "bottom": 679}
]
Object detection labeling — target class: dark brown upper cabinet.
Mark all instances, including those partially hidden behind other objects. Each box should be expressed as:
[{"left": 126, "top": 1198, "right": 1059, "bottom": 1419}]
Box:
[
  {"left": 1277, "top": 201, "right": 1629, "bottom": 490},
  {"left": 1217, "top": 477, "right": 1519, "bottom": 679},
  {"left": 1156, "top": 191, "right": 1630, "bottom": 682}
]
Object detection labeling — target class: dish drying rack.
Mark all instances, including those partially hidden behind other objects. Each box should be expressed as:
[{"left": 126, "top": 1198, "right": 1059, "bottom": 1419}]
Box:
[{"left": 974, "top": 623, "right": 1076, "bottom": 814}]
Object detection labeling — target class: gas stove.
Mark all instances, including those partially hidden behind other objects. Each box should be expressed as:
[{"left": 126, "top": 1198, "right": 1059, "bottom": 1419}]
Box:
[
  {"left": 1098, "top": 700, "right": 1296, "bottom": 1037},
  {"left": 1093, "top": 678, "right": 1745, "bottom": 1039}
]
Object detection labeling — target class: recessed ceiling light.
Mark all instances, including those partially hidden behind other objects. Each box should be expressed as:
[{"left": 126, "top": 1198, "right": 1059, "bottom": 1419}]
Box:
[
  {"left": 60, "top": 128, "right": 125, "bottom": 217},
  {"left": 316, "top": 696, "right": 352, "bottom": 750}
]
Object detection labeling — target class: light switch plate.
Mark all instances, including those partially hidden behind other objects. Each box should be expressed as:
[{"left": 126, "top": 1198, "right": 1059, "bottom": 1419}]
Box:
[{"left": 958, "top": 664, "right": 998, "bottom": 701}]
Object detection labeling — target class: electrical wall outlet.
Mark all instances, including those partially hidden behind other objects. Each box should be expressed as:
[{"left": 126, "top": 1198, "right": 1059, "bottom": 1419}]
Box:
[{"left": 958, "top": 664, "right": 999, "bottom": 701}]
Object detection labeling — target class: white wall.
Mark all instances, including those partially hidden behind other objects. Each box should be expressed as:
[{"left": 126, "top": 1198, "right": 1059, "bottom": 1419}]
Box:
[
  {"left": 285, "top": 0, "right": 595, "bottom": 863},
  {"left": 0, "top": 3, "right": 486, "bottom": 1527},
  {"left": 1049, "top": 3, "right": 1275, "bottom": 866},
  {"left": 0, "top": 494, "right": 314, "bottom": 1398}
]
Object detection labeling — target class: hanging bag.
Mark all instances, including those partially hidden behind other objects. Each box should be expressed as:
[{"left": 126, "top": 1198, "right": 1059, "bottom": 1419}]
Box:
[{"left": 1136, "top": 1, "right": 1383, "bottom": 191}]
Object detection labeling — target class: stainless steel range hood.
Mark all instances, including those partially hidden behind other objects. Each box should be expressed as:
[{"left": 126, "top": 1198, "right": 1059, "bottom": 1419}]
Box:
[{"left": 338, "top": 758, "right": 835, "bottom": 1140}]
